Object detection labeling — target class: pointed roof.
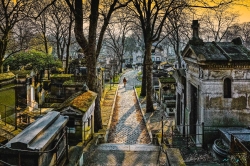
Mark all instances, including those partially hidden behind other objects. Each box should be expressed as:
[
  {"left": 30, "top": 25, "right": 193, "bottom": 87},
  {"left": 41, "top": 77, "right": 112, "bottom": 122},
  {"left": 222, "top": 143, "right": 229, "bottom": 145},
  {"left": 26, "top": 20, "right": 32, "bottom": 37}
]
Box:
[{"left": 182, "top": 38, "right": 250, "bottom": 63}]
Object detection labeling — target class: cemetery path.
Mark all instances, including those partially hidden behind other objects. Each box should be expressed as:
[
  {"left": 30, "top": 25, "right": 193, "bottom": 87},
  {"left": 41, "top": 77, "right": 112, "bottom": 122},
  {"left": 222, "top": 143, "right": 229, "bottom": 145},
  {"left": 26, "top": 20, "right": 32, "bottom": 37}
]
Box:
[
  {"left": 107, "top": 71, "right": 151, "bottom": 144},
  {"left": 84, "top": 69, "right": 162, "bottom": 166}
]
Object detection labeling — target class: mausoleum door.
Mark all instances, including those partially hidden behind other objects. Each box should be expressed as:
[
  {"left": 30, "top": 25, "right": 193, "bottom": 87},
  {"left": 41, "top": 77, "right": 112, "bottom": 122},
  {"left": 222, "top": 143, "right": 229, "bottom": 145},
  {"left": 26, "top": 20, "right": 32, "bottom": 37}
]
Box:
[{"left": 190, "top": 84, "right": 198, "bottom": 139}]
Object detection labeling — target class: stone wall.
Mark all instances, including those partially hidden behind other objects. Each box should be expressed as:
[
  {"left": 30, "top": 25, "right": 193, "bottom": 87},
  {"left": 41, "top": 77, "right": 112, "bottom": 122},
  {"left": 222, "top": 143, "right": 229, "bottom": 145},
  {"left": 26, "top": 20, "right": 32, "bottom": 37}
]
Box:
[{"left": 187, "top": 63, "right": 250, "bottom": 127}]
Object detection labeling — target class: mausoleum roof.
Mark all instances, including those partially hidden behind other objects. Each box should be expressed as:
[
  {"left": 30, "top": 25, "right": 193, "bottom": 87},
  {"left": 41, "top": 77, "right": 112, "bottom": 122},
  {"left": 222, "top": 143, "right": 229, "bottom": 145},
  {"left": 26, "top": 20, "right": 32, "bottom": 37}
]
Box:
[
  {"left": 57, "top": 90, "right": 97, "bottom": 113},
  {"left": 5, "top": 111, "right": 68, "bottom": 151},
  {"left": 183, "top": 38, "right": 250, "bottom": 62}
]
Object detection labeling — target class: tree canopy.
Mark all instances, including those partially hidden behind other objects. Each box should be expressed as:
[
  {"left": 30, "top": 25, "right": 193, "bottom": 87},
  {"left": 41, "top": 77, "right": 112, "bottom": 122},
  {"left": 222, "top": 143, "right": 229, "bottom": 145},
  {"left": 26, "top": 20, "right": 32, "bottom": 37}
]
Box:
[{"left": 3, "top": 50, "right": 62, "bottom": 72}]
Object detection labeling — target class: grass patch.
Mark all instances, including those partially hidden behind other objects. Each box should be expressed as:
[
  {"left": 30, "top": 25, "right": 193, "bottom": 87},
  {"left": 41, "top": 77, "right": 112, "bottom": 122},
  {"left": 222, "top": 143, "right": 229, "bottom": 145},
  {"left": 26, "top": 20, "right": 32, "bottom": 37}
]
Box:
[
  {"left": 137, "top": 71, "right": 142, "bottom": 81},
  {"left": 104, "top": 83, "right": 117, "bottom": 91},
  {"left": 135, "top": 85, "right": 146, "bottom": 101},
  {"left": 110, "top": 74, "right": 121, "bottom": 83},
  {"left": 0, "top": 89, "right": 15, "bottom": 118},
  {"left": 135, "top": 85, "right": 142, "bottom": 97}
]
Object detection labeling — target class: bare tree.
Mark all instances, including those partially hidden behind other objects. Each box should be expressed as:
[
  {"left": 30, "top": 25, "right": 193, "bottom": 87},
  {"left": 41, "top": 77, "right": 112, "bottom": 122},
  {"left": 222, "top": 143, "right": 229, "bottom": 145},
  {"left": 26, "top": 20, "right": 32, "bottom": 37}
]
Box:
[
  {"left": 104, "top": 11, "right": 133, "bottom": 73},
  {"left": 165, "top": 8, "right": 192, "bottom": 67},
  {"left": 49, "top": 2, "right": 68, "bottom": 60},
  {"left": 200, "top": 7, "right": 239, "bottom": 42},
  {"left": 129, "top": 0, "right": 190, "bottom": 112},
  {"left": 65, "top": 0, "right": 132, "bottom": 131},
  {"left": 224, "top": 23, "right": 242, "bottom": 41},
  {"left": 13, "top": 18, "right": 35, "bottom": 51},
  {"left": 128, "top": 0, "right": 243, "bottom": 113},
  {"left": 241, "top": 22, "right": 250, "bottom": 48},
  {"left": 29, "top": 0, "right": 52, "bottom": 54},
  {"left": 0, "top": 0, "right": 31, "bottom": 73},
  {"left": 48, "top": 1, "right": 74, "bottom": 73}
]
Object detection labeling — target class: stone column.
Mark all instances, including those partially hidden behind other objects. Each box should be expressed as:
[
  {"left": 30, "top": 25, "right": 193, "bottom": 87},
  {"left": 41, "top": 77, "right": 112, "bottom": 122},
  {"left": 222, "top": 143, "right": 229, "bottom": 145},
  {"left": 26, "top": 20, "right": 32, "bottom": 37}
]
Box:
[
  {"left": 82, "top": 121, "right": 86, "bottom": 144},
  {"left": 247, "top": 93, "right": 249, "bottom": 109},
  {"left": 91, "top": 114, "right": 94, "bottom": 135},
  {"left": 26, "top": 78, "right": 31, "bottom": 107},
  {"left": 27, "top": 77, "right": 38, "bottom": 111}
]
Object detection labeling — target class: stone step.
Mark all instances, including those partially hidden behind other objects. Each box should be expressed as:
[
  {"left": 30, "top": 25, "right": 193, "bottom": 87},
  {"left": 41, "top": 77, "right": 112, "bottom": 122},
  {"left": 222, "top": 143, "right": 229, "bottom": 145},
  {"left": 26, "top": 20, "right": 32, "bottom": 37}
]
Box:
[{"left": 97, "top": 143, "right": 159, "bottom": 151}]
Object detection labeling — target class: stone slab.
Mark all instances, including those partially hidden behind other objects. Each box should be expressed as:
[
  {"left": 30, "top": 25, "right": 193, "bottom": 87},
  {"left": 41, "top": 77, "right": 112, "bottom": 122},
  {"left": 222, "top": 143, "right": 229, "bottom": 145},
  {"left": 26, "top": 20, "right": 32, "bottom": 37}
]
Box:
[
  {"left": 129, "top": 144, "right": 159, "bottom": 151},
  {"left": 97, "top": 143, "right": 159, "bottom": 151},
  {"left": 97, "top": 144, "right": 130, "bottom": 151}
]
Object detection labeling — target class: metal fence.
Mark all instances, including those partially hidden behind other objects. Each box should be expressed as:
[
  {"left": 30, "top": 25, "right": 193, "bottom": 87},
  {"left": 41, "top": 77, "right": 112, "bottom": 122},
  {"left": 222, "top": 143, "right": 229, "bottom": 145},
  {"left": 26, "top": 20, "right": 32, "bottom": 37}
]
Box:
[
  {"left": 162, "top": 123, "right": 250, "bottom": 165},
  {"left": 230, "top": 134, "right": 250, "bottom": 166},
  {"left": 164, "top": 124, "right": 203, "bottom": 149},
  {"left": 0, "top": 103, "right": 15, "bottom": 127},
  {"left": 163, "top": 124, "right": 245, "bottom": 149}
]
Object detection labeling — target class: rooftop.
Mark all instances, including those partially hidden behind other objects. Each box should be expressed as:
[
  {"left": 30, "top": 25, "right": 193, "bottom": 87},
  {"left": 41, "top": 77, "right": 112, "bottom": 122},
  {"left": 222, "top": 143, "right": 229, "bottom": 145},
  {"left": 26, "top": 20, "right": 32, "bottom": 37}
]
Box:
[
  {"left": 5, "top": 111, "right": 68, "bottom": 151},
  {"left": 183, "top": 39, "right": 250, "bottom": 62},
  {"left": 57, "top": 90, "right": 97, "bottom": 113}
]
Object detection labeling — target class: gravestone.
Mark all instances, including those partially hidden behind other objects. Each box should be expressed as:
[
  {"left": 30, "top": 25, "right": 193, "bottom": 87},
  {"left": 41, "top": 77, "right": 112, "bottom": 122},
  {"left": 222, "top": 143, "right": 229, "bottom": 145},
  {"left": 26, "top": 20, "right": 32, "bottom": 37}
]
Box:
[{"left": 26, "top": 73, "right": 38, "bottom": 111}]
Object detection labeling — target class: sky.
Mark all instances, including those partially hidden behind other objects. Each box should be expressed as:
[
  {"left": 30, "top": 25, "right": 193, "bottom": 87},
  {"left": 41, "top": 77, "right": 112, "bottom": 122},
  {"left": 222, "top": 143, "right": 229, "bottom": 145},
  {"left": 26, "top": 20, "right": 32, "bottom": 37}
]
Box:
[
  {"left": 235, "top": 6, "right": 250, "bottom": 23},
  {"left": 195, "top": 1, "right": 250, "bottom": 23}
]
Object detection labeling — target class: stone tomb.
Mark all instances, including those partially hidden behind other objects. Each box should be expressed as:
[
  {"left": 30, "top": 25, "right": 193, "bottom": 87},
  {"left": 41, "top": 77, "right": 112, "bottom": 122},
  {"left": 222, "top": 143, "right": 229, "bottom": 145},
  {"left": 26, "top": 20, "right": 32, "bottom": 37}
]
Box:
[{"left": 212, "top": 127, "right": 250, "bottom": 157}]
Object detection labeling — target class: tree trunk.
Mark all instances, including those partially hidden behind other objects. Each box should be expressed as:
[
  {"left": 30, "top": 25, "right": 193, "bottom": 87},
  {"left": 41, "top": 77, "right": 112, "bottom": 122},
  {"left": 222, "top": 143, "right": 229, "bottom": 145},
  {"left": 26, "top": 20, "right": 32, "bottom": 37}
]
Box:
[
  {"left": 94, "top": 80, "right": 102, "bottom": 132},
  {"left": 56, "top": 32, "right": 60, "bottom": 59},
  {"left": 65, "top": 39, "right": 71, "bottom": 74},
  {"left": 140, "top": 57, "right": 146, "bottom": 96},
  {"left": 65, "top": 12, "right": 73, "bottom": 74},
  {"left": 119, "top": 55, "right": 123, "bottom": 73},
  {"left": 0, "top": 61, "right": 3, "bottom": 73},
  {"left": 88, "top": 0, "right": 102, "bottom": 132},
  {"left": 43, "top": 32, "right": 48, "bottom": 54},
  {"left": 73, "top": 0, "right": 102, "bottom": 132},
  {"left": 145, "top": 41, "right": 154, "bottom": 113}
]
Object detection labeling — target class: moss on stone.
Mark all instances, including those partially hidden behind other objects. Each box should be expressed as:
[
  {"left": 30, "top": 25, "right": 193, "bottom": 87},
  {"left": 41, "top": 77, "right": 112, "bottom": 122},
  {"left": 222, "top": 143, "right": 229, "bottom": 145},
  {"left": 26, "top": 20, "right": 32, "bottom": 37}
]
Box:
[
  {"left": 50, "top": 74, "right": 73, "bottom": 78},
  {"left": 12, "top": 70, "right": 31, "bottom": 77},
  {"left": 232, "top": 96, "right": 247, "bottom": 109},
  {"left": 159, "top": 77, "right": 175, "bottom": 83},
  {"left": 209, "top": 97, "right": 223, "bottom": 109},
  {"left": 63, "top": 80, "right": 83, "bottom": 86},
  {"left": 0, "top": 72, "right": 15, "bottom": 81},
  {"left": 70, "top": 91, "right": 97, "bottom": 112}
]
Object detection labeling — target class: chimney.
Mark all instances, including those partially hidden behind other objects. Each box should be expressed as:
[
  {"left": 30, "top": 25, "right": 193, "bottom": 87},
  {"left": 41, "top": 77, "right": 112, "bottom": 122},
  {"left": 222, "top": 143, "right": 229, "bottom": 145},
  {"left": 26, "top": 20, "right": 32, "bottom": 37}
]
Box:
[
  {"left": 192, "top": 20, "right": 199, "bottom": 39},
  {"left": 189, "top": 20, "right": 203, "bottom": 45}
]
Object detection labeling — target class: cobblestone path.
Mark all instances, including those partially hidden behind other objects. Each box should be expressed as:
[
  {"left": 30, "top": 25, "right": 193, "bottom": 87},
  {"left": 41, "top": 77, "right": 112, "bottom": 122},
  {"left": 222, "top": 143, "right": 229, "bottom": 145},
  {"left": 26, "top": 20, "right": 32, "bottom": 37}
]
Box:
[
  {"left": 107, "top": 81, "right": 151, "bottom": 144},
  {"left": 83, "top": 70, "right": 158, "bottom": 166}
]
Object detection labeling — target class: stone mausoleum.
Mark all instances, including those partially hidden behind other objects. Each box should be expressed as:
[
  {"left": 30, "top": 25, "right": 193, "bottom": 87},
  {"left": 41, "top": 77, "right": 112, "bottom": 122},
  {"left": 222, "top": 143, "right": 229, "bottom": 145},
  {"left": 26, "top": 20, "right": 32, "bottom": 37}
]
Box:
[
  {"left": 0, "top": 111, "right": 69, "bottom": 166},
  {"left": 178, "top": 20, "right": 250, "bottom": 146}
]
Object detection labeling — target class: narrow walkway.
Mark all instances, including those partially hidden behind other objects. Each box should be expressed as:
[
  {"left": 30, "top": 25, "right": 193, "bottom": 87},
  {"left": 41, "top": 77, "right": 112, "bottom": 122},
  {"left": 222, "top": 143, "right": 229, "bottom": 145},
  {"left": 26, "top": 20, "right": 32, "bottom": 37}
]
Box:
[
  {"left": 107, "top": 81, "right": 150, "bottom": 144},
  {"left": 84, "top": 70, "right": 160, "bottom": 166}
]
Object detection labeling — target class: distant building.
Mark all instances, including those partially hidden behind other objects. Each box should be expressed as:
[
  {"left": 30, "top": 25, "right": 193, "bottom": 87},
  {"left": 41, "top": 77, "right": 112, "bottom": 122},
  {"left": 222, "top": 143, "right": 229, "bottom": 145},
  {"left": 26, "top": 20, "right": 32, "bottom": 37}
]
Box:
[
  {"left": 175, "top": 20, "right": 250, "bottom": 146},
  {"left": 0, "top": 111, "right": 69, "bottom": 166}
]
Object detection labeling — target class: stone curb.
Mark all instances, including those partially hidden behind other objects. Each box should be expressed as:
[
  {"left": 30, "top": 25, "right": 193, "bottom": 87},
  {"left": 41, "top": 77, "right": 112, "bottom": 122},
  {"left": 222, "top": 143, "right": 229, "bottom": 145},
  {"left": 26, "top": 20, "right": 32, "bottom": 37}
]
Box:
[
  {"left": 104, "top": 84, "right": 119, "bottom": 142},
  {"left": 133, "top": 86, "right": 153, "bottom": 143},
  {"left": 97, "top": 143, "right": 160, "bottom": 151}
]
